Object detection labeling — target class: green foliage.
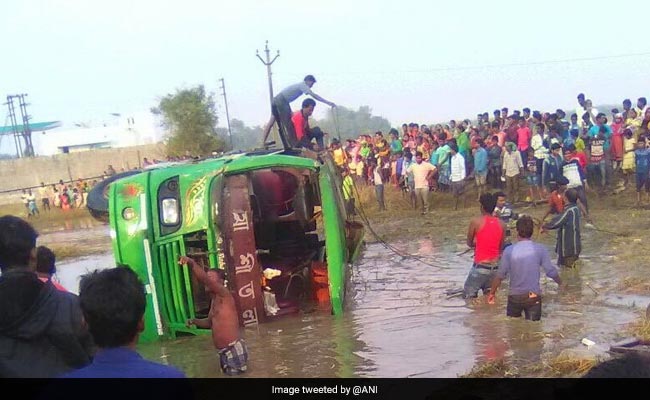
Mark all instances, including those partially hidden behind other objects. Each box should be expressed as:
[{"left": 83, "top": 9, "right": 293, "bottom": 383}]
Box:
[
  {"left": 315, "top": 105, "right": 392, "bottom": 140},
  {"left": 216, "top": 119, "right": 264, "bottom": 152},
  {"left": 152, "top": 85, "right": 225, "bottom": 157}
]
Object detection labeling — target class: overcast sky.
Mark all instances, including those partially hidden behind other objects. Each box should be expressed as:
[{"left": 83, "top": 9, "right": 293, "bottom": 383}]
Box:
[{"left": 1, "top": 0, "right": 649, "bottom": 134}]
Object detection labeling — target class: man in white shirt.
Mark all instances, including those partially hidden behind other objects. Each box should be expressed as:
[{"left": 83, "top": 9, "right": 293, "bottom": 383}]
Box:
[
  {"left": 575, "top": 93, "right": 586, "bottom": 125},
  {"left": 449, "top": 143, "right": 466, "bottom": 210},
  {"left": 502, "top": 142, "right": 524, "bottom": 203},
  {"left": 372, "top": 160, "right": 386, "bottom": 211},
  {"left": 406, "top": 151, "right": 436, "bottom": 214}
]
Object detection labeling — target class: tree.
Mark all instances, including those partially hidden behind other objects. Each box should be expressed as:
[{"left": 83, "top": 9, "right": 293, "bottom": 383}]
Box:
[
  {"left": 152, "top": 85, "right": 225, "bottom": 156},
  {"left": 314, "top": 105, "right": 391, "bottom": 141},
  {"left": 216, "top": 119, "right": 264, "bottom": 152}
]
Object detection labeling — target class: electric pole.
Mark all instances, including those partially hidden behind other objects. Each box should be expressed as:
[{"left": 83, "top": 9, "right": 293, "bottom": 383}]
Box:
[
  {"left": 17, "top": 94, "right": 34, "bottom": 157},
  {"left": 256, "top": 40, "right": 280, "bottom": 105},
  {"left": 256, "top": 41, "right": 280, "bottom": 143},
  {"left": 219, "top": 78, "right": 233, "bottom": 150},
  {"left": 5, "top": 95, "right": 23, "bottom": 157},
  {"left": 5, "top": 94, "right": 34, "bottom": 157}
]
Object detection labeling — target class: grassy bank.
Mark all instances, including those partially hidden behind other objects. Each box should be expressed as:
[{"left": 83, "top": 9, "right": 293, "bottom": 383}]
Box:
[
  {"left": 0, "top": 203, "right": 110, "bottom": 261},
  {"left": 0, "top": 203, "right": 94, "bottom": 231}
]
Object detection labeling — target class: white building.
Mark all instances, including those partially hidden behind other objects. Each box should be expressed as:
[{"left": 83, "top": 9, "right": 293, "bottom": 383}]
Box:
[{"left": 31, "top": 111, "right": 165, "bottom": 156}]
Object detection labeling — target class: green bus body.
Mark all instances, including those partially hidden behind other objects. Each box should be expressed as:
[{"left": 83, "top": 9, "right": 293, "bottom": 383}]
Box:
[{"left": 107, "top": 151, "right": 364, "bottom": 342}]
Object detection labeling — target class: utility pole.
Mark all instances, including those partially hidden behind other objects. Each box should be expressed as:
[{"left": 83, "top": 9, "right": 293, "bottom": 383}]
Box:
[
  {"left": 219, "top": 78, "right": 233, "bottom": 150},
  {"left": 5, "top": 95, "right": 22, "bottom": 158},
  {"left": 17, "top": 94, "right": 34, "bottom": 157},
  {"left": 256, "top": 40, "right": 280, "bottom": 105},
  {"left": 256, "top": 41, "right": 280, "bottom": 143}
]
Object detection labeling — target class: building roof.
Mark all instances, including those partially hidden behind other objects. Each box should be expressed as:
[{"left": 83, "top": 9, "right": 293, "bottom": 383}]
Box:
[{"left": 0, "top": 121, "right": 62, "bottom": 134}]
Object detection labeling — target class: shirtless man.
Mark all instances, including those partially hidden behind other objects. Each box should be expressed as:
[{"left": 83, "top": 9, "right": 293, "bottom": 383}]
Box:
[{"left": 178, "top": 256, "right": 248, "bottom": 375}]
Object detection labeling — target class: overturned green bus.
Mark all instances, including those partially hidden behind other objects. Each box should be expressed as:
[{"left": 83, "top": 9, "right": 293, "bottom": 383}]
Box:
[{"left": 94, "top": 150, "right": 364, "bottom": 342}]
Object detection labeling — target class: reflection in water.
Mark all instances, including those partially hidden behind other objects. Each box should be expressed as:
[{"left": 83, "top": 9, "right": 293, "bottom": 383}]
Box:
[
  {"left": 138, "top": 312, "right": 368, "bottom": 378},
  {"left": 55, "top": 253, "right": 115, "bottom": 294}
]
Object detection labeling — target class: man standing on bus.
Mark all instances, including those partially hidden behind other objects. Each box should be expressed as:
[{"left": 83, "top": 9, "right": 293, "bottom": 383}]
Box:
[{"left": 262, "top": 75, "right": 336, "bottom": 146}]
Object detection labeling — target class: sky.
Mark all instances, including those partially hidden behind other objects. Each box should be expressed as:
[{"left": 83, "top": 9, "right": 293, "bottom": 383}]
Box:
[{"left": 1, "top": 0, "right": 650, "bottom": 140}]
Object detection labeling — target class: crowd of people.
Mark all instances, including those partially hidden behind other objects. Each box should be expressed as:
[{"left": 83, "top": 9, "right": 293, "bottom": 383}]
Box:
[
  {"left": 330, "top": 94, "right": 650, "bottom": 215},
  {"left": 22, "top": 178, "right": 97, "bottom": 217},
  {"left": 16, "top": 159, "right": 164, "bottom": 218}
]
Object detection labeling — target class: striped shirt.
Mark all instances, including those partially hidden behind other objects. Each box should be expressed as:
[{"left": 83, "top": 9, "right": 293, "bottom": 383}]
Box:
[{"left": 543, "top": 203, "right": 581, "bottom": 259}]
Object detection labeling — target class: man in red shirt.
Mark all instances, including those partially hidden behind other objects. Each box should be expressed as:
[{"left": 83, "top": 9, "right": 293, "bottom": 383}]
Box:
[
  {"left": 291, "top": 98, "right": 325, "bottom": 150},
  {"left": 463, "top": 193, "right": 506, "bottom": 300},
  {"left": 505, "top": 115, "right": 519, "bottom": 144},
  {"left": 516, "top": 118, "right": 531, "bottom": 168}
]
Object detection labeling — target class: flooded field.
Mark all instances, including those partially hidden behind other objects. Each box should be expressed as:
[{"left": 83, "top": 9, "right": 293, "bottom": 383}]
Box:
[{"left": 26, "top": 190, "right": 650, "bottom": 377}]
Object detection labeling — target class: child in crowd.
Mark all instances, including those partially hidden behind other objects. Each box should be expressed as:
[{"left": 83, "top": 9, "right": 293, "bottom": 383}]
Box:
[
  {"left": 634, "top": 136, "right": 650, "bottom": 206},
  {"left": 390, "top": 154, "right": 398, "bottom": 186},
  {"left": 622, "top": 128, "right": 636, "bottom": 188},
  {"left": 372, "top": 160, "right": 386, "bottom": 211},
  {"left": 341, "top": 168, "right": 355, "bottom": 216},
  {"left": 525, "top": 151, "right": 541, "bottom": 203},
  {"left": 542, "top": 177, "right": 569, "bottom": 222}
]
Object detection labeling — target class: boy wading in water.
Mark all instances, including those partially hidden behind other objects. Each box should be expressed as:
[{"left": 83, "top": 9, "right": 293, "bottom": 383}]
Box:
[{"left": 178, "top": 256, "right": 248, "bottom": 375}]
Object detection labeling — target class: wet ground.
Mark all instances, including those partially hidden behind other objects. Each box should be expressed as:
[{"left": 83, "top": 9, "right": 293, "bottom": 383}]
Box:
[{"left": 34, "top": 193, "right": 650, "bottom": 378}]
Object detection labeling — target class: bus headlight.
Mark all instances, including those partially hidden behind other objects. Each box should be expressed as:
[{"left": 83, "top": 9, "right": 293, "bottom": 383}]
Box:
[
  {"left": 161, "top": 198, "right": 179, "bottom": 225},
  {"left": 122, "top": 207, "right": 136, "bottom": 221}
]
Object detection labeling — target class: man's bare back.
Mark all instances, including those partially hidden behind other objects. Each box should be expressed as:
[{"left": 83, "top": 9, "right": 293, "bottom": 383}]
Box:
[{"left": 178, "top": 256, "right": 240, "bottom": 349}]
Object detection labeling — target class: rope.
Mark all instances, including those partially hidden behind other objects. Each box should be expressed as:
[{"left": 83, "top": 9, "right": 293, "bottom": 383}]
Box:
[
  {"left": 347, "top": 170, "right": 451, "bottom": 270},
  {"left": 332, "top": 107, "right": 341, "bottom": 142},
  {"left": 328, "top": 111, "right": 452, "bottom": 270}
]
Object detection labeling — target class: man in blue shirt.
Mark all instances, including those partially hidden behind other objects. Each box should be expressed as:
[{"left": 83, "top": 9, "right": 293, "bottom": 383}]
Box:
[
  {"left": 62, "top": 268, "right": 186, "bottom": 378},
  {"left": 488, "top": 216, "right": 562, "bottom": 321},
  {"left": 473, "top": 138, "right": 488, "bottom": 200}
]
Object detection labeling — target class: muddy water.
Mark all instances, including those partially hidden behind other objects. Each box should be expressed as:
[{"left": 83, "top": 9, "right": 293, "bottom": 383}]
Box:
[
  {"left": 55, "top": 252, "right": 115, "bottom": 294},
  {"left": 40, "top": 221, "right": 649, "bottom": 377}
]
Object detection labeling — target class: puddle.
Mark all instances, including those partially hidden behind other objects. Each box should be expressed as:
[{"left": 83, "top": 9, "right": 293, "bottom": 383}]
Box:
[{"left": 55, "top": 252, "right": 115, "bottom": 294}]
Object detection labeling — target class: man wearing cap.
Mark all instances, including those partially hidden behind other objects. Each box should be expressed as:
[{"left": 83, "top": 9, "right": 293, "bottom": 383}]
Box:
[{"left": 262, "top": 75, "right": 336, "bottom": 146}]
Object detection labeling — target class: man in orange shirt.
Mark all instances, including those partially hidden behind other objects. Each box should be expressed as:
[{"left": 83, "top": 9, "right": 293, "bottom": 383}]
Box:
[
  {"left": 541, "top": 177, "right": 569, "bottom": 222},
  {"left": 291, "top": 98, "right": 325, "bottom": 150}
]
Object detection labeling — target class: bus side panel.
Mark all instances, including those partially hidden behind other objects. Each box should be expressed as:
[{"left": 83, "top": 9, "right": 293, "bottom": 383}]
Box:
[
  {"left": 109, "top": 173, "right": 164, "bottom": 342},
  {"left": 318, "top": 166, "right": 348, "bottom": 315},
  {"left": 221, "top": 174, "right": 266, "bottom": 326}
]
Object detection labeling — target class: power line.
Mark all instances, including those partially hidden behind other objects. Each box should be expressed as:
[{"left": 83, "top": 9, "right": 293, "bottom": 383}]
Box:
[
  {"left": 256, "top": 40, "right": 280, "bottom": 144},
  {"left": 278, "top": 51, "right": 650, "bottom": 77}
]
